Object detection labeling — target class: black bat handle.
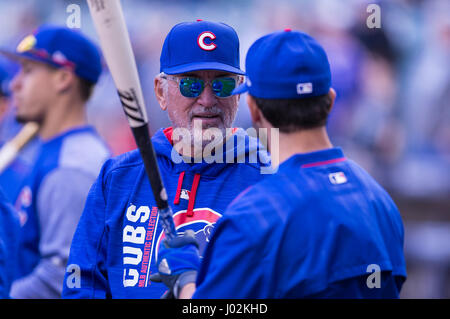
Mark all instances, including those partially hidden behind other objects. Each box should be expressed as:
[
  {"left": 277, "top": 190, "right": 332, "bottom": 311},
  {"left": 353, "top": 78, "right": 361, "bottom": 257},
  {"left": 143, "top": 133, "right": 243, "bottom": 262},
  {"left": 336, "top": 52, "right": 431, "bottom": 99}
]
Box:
[{"left": 131, "top": 124, "right": 177, "bottom": 240}]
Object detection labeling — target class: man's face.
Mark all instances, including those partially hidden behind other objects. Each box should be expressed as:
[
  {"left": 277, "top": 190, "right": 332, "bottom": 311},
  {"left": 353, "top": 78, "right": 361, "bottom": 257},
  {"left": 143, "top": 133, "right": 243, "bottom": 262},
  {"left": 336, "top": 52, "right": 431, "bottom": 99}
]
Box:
[
  {"left": 10, "top": 59, "right": 57, "bottom": 124},
  {"left": 162, "top": 70, "right": 241, "bottom": 139}
]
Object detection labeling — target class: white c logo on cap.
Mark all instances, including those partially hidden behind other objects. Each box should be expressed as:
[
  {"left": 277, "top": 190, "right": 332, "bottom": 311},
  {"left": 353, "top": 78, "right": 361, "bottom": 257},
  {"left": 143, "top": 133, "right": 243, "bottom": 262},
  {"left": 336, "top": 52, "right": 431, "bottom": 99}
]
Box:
[{"left": 197, "top": 31, "right": 217, "bottom": 51}]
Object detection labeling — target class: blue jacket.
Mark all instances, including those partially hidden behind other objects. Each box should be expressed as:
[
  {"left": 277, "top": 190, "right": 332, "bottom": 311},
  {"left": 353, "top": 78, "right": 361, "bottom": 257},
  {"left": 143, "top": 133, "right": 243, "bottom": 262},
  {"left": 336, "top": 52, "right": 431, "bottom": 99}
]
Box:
[
  {"left": 62, "top": 127, "right": 270, "bottom": 298},
  {"left": 194, "top": 148, "right": 407, "bottom": 298}
]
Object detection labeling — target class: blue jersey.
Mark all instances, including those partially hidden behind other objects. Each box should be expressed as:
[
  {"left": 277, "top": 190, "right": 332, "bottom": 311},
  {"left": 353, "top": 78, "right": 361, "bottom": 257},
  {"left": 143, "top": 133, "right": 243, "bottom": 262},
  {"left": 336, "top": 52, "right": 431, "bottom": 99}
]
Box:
[
  {"left": 62, "top": 127, "right": 270, "bottom": 299},
  {"left": 11, "top": 126, "right": 110, "bottom": 298},
  {"left": 0, "top": 186, "right": 20, "bottom": 298},
  {"left": 194, "top": 147, "right": 407, "bottom": 298}
]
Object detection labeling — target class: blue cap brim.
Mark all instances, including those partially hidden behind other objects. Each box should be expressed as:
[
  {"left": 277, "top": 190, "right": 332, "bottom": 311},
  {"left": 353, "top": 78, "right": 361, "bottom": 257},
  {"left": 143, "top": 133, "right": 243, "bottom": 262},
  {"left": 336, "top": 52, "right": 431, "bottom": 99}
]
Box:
[
  {"left": 0, "top": 48, "right": 100, "bottom": 84},
  {"left": 0, "top": 49, "right": 25, "bottom": 62},
  {"left": 231, "top": 82, "right": 249, "bottom": 95},
  {"left": 163, "top": 61, "right": 245, "bottom": 75},
  {"left": 0, "top": 48, "right": 59, "bottom": 68}
]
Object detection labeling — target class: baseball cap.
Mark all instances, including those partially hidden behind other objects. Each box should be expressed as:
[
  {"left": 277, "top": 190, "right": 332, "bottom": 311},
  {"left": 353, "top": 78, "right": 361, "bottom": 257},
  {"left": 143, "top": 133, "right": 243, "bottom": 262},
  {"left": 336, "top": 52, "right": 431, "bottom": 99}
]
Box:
[
  {"left": 0, "top": 25, "right": 102, "bottom": 84},
  {"left": 160, "top": 20, "right": 244, "bottom": 75},
  {"left": 233, "top": 29, "right": 331, "bottom": 99}
]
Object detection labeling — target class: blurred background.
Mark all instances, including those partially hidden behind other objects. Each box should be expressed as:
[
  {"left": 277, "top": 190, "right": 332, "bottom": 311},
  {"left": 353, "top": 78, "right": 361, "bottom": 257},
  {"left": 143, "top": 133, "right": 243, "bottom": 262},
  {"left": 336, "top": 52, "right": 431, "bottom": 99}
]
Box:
[{"left": 0, "top": 0, "right": 448, "bottom": 298}]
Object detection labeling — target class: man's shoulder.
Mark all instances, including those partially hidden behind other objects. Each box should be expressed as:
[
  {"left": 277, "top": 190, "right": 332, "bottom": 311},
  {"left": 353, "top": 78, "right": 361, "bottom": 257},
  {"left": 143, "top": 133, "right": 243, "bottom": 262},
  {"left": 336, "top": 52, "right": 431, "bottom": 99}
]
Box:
[
  {"left": 225, "top": 171, "right": 292, "bottom": 220},
  {"left": 101, "top": 148, "right": 142, "bottom": 173},
  {"left": 55, "top": 128, "right": 111, "bottom": 176},
  {"left": 345, "top": 158, "right": 394, "bottom": 200},
  {"left": 214, "top": 173, "right": 293, "bottom": 250}
]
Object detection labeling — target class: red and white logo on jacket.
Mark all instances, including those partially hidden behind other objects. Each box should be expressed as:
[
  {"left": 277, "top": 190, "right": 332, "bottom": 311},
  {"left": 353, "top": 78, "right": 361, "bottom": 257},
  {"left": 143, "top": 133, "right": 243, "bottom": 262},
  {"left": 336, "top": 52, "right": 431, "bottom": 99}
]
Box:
[
  {"left": 155, "top": 207, "right": 222, "bottom": 259},
  {"left": 122, "top": 204, "right": 222, "bottom": 288}
]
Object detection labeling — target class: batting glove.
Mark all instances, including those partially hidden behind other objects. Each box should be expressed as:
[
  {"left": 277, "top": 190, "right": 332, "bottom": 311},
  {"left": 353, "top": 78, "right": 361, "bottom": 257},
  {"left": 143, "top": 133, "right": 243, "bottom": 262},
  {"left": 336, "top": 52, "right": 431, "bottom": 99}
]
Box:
[{"left": 149, "top": 229, "right": 200, "bottom": 299}]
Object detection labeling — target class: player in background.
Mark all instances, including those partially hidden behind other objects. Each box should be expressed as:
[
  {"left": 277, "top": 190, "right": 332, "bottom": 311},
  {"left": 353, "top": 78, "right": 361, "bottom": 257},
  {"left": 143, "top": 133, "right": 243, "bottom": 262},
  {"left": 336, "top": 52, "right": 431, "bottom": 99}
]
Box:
[
  {"left": 0, "top": 59, "right": 41, "bottom": 203},
  {"left": 0, "top": 186, "right": 20, "bottom": 299},
  {"left": 0, "top": 25, "right": 111, "bottom": 298},
  {"left": 151, "top": 29, "right": 407, "bottom": 299},
  {"left": 62, "top": 20, "right": 270, "bottom": 299}
]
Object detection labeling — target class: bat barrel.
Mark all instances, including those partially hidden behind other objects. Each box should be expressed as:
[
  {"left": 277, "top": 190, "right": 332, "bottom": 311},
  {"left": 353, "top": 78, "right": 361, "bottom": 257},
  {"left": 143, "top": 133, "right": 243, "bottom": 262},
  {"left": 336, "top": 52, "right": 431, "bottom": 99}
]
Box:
[{"left": 87, "top": 0, "right": 177, "bottom": 240}]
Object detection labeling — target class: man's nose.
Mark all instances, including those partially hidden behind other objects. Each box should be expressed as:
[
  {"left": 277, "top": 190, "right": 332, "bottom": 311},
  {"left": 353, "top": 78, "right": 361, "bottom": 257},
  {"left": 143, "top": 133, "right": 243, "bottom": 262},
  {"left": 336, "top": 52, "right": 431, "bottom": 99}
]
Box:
[
  {"left": 196, "top": 83, "right": 217, "bottom": 107},
  {"left": 9, "top": 72, "right": 22, "bottom": 93}
]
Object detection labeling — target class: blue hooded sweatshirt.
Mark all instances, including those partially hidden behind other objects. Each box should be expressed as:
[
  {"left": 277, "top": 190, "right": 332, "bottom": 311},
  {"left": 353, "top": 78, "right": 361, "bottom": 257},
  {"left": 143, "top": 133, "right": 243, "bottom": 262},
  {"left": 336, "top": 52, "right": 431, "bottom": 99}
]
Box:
[{"left": 62, "top": 127, "right": 271, "bottom": 299}]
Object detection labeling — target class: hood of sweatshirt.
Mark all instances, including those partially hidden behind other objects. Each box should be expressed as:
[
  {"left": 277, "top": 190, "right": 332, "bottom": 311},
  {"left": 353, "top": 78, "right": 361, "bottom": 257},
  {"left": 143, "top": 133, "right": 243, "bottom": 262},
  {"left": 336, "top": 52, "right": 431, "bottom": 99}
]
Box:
[
  {"left": 152, "top": 126, "right": 271, "bottom": 216},
  {"left": 153, "top": 127, "right": 270, "bottom": 176}
]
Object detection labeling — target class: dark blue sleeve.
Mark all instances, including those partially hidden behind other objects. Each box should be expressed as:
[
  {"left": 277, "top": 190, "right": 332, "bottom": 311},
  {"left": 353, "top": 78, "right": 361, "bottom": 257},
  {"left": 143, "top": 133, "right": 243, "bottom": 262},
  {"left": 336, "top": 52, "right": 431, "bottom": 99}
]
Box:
[
  {"left": 0, "top": 187, "right": 20, "bottom": 299},
  {"left": 61, "top": 161, "right": 111, "bottom": 299},
  {"left": 193, "top": 198, "right": 270, "bottom": 299}
]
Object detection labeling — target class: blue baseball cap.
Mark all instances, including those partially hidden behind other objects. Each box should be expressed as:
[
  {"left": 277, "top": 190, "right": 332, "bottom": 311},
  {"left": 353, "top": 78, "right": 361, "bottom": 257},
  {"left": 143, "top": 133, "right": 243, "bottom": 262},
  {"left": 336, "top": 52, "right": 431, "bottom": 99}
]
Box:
[
  {"left": 160, "top": 20, "right": 244, "bottom": 75},
  {"left": 233, "top": 29, "right": 331, "bottom": 99},
  {"left": 0, "top": 25, "right": 102, "bottom": 84}
]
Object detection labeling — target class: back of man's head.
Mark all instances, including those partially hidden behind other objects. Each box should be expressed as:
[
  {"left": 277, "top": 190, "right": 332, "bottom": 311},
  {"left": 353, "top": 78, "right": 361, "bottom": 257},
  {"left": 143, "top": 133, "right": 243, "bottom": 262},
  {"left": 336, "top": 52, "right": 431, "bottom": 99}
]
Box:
[{"left": 233, "top": 29, "right": 334, "bottom": 133}]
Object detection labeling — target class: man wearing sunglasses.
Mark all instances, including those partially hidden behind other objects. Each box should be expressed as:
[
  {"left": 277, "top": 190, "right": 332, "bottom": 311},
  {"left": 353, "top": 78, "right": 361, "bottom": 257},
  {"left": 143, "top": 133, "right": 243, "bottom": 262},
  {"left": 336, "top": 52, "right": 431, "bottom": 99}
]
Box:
[
  {"left": 155, "top": 72, "right": 242, "bottom": 155},
  {"left": 154, "top": 20, "right": 247, "bottom": 156},
  {"left": 62, "top": 20, "right": 270, "bottom": 299}
]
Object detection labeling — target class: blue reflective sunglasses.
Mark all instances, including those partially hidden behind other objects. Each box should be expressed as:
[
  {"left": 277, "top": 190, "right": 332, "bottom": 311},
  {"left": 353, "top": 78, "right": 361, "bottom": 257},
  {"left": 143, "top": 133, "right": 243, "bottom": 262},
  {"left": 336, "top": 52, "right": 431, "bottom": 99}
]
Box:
[{"left": 163, "top": 75, "right": 238, "bottom": 98}]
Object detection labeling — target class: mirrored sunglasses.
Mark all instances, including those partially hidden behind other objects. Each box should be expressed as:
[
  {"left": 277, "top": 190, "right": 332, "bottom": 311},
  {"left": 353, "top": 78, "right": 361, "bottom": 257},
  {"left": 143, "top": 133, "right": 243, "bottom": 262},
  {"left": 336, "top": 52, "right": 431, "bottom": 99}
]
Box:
[{"left": 163, "top": 75, "right": 238, "bottom": 98}]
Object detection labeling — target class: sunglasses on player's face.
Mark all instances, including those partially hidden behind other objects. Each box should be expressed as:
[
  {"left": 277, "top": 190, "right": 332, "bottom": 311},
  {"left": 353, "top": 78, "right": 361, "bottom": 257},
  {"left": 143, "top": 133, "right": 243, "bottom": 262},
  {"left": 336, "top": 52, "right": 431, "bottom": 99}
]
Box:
[{"left": 162, "top": 74, "right": 238, "bottom": 98}]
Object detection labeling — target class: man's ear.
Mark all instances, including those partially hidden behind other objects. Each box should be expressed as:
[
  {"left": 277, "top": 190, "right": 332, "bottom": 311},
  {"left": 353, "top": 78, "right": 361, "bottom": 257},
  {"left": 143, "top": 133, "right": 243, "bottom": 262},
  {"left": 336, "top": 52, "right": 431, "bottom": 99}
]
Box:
[
  {"left": 154, "top": 76, "right": 167, "bottom": 111},
  {"left": 328, "top": 87, "right": 336, "bottom": 113},
  {"left": 53, "top": 68, "right": 75, "bottom": 94},
  {"left": 246, "top": 94, "right": 263, "bottom": 126},
  {"left": 234, "top": 76, "right": 245, "bottom": 104}
]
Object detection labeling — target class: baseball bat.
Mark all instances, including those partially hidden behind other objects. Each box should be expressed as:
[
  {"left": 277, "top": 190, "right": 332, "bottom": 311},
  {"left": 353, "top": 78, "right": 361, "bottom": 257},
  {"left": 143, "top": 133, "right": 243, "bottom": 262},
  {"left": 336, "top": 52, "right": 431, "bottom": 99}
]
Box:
[
  {"left": 87, "top": 0, "right": 177, "bottom": 240},
  {"left": 0, "top": 122, "right": 39, "bottom": 174}
]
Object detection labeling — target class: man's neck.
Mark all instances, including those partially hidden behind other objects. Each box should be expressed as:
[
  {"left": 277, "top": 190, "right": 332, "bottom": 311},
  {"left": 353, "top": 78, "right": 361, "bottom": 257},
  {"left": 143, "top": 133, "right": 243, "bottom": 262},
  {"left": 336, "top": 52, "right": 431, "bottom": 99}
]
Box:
[
  {"left": 172, "top": 128, "right": 235, "bottom": 160},
  {"left": 38, "top": 99, "right": 87, "bottom": 140},
  {"left": 270, "top": 126, "right": 333, "bottom": 167}
]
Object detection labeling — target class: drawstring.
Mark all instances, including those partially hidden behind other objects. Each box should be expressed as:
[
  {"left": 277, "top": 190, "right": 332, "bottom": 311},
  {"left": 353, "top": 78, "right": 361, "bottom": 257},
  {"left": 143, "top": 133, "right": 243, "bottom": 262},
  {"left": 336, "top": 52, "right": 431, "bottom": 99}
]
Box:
[
  {"left": 173, "top": 171, "right": 185, "bottom": 205},
  {"left": 173, "top": 171, "right": 201, "bottom": 217},
  {"left": 187, "top": 173, "right": 201, "bottom": 217}
]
